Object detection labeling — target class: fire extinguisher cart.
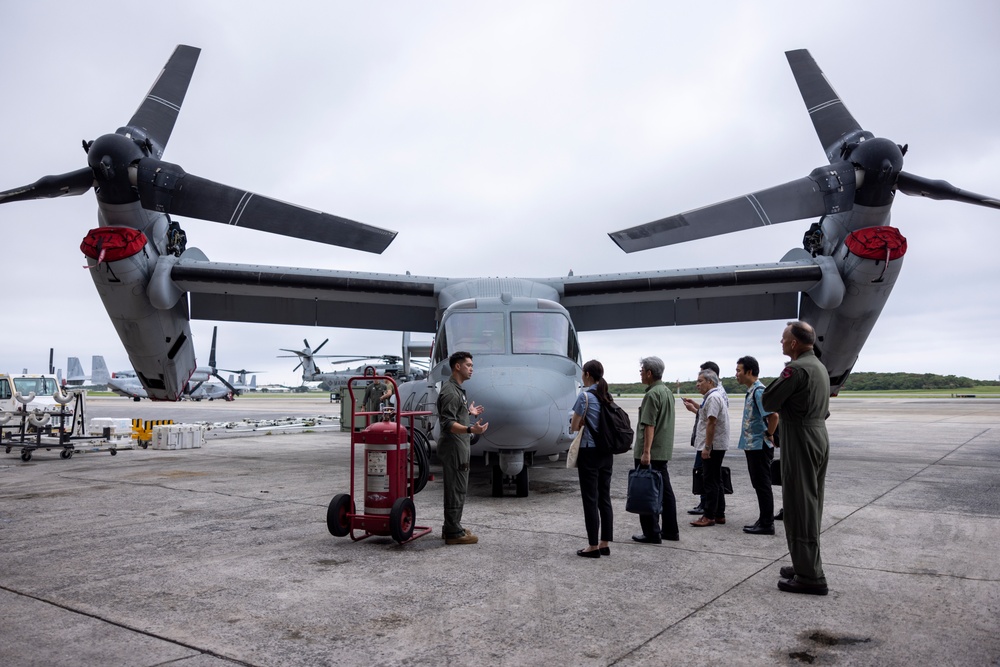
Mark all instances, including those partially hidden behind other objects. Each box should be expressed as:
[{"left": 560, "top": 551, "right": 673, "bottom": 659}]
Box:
[{"left": 327, "top": 372, "right": 432, "bottom": 544}]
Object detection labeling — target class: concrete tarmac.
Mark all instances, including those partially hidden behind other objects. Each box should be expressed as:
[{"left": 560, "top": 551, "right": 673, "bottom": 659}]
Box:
[{"left": 1, "top": 397, "right": 998, "bottom": 666}]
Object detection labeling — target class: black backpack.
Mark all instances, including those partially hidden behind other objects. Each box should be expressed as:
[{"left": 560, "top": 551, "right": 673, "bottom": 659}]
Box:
[{"left": 583, "top": 394, "right": 634, "bottom": 455}]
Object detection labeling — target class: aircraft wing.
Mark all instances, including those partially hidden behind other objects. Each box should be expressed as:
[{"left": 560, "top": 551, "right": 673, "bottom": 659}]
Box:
[
  {"left": 171, "top": 255, "right": 825, "bottom": 332},
  {"left": 172, "top": 259, "right": 446, "bottom": 333},
  {"left": 548, "top": 259, "right": 823, "bottom": 331}
]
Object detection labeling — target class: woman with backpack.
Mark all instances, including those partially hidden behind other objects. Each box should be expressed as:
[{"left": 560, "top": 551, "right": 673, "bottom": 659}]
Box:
[{"left": 571, "top": 359, "right": 614, "bottom": 558}]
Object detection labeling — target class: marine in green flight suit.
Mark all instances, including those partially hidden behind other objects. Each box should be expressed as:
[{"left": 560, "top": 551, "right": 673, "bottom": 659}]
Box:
[
  {"left": 762, "top": 320, "right": 831, "bottom": 595},
  {"left": 436, "top": 351, "right": 489, "bottom": 545}
]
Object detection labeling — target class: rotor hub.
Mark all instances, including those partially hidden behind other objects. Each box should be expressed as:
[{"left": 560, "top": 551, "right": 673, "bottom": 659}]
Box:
[{"left": 87, "top": 133, "right": 145, "bottom": 204}]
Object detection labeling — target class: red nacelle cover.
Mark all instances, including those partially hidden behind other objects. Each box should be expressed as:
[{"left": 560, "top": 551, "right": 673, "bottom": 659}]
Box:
[
  {"left": 80, "top": 227, "right": 148, "bottom": 262},
  {"left": 845, "top": 226, "right": 907, "bottom": 261}
]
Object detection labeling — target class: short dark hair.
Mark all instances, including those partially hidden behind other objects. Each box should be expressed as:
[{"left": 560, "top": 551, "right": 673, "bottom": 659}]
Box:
[
  {"left": 736, "top": 355, "right": 759, "bottom": 377},
  {"left": 449, "top": 351, "right": 472, "bottom": 369},
  {"left": 787, "top": 321, "right": 816, "bottom": 347},
  {"left": 700, "top": 361, "right": 720, "bottom": 376}
]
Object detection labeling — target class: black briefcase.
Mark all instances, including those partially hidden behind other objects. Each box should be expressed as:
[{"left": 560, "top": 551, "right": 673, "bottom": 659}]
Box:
[{"left": 693, "top": 466, "right": 733, "bottom": 495}]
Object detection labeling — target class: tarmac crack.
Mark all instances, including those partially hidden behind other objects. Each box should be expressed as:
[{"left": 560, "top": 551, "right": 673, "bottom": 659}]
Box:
[{"left": 0, "top": 583, "right": 261, "bottom": 667}]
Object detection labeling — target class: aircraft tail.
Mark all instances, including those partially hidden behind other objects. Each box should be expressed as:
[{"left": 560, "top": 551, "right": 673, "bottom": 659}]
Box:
[
  {"left": 66, "top": 357, "right": 86, "bottom": 383},
  {"left": 250, "top": 375, "right": 257, "bottom": 389},
  {"left": 91, "top": 356, "right": 111, "bottom": 385}
]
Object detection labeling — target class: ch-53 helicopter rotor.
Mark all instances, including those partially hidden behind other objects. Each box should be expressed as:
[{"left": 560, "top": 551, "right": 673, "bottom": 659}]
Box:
[
  {"left": 0, "top": 45, "right": 397, "bottom": 254},
  {"left": 609, "top": 49, "right": 1000, "bottom": 253}
]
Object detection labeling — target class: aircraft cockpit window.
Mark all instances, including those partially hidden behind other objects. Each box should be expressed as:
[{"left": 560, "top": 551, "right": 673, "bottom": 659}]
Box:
[
  {"left": 511, "top": 312, "right": 571, "bottom": 357},
  {"left": 0, "top": 379, "right": 11, "bottom": 400},
  {"left": 443, "top": 312, "right": 507, "bottom": 356}
]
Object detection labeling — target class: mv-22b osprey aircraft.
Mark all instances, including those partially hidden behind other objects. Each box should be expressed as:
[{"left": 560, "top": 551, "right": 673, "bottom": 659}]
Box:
[{"left": 2, "top": 46, "right": 996, "bottom": 496}]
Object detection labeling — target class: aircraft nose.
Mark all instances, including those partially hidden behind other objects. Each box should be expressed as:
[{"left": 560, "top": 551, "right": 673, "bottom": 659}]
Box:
[{"left": 465, "top": 366, "right": 574, "bottom": 450}]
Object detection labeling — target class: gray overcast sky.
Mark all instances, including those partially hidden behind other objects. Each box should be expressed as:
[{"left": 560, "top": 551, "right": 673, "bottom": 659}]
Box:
[{"left": 2, "top": 1, "right": 998, "bottom": 386}]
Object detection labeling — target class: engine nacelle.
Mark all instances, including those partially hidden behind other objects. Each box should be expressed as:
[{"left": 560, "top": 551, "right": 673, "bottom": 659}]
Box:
[
  {"left": 81, "top": 226, "right": 195, "bottom": 400},
  {"left": 801, "top": 225, "right": 907, "bottom": 395}
]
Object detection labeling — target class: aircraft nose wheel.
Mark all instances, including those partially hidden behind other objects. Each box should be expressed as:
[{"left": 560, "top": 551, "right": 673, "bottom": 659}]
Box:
[{"left": 490, "top": 464, "right": 530, "bottom": 497}]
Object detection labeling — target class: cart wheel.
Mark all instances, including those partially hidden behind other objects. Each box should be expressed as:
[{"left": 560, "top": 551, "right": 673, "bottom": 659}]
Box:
[
  {"left": 140, "top": 442, "right": 148, "bottom": 449},
  {"left": 60, "top": 449, "right": 72, "bottom": 459},
  {"left": 5, "top": 447, "right": 10, "bottom": 454},
  {"left": 491, "top": 463, "right": 504, "bottom": 498},
  {"left": 110, "top": 449, "right": 117, "bottom": 456},
  {"left": 515, "top": 465, "right": 529, "bottom": 497},
  {"left": 327, "top": 494, "right": 354, "bottom": 537},
  {"left": 389, "top": 497, "right": 415, "bottom": 543},
  {"left": 21, "top": 450, "right": 32, "bottom": 462}
]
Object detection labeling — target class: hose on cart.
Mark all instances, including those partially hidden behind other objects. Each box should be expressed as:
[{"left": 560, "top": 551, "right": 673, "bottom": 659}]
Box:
[{"left": 409, "top": 428, "right": 431, "bottom": 495}]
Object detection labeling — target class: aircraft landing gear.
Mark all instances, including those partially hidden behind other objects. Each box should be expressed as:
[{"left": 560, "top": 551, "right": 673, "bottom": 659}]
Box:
[
  {"left": 489, "top": 451, "right": 531, "bottom": 497},
  {"left": 491, "top": 464, "right": 503, "bottom": 497},
  {"left": 515, "top": 466, "right": 529, "bottom": 498}
]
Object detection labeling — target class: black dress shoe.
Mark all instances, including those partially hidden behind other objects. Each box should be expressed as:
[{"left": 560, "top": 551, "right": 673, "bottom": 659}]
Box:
[
  {"left": 599, "top": 546, "right": 611, "bottom": 556},
  {"left": 778, "top": 578, "right": 828, "bottom": 596},
  {"left": 631, "top": 533, "right": 662, "bottom": 544},
  {"left": 774, "top": 509, "right": 784, "bottom": 521},
  {"left": 743, "top": 523, "right": 775, "bottom": 535},
  {"left": 687, "top": 504, "right": 705, "bottom": 515},
  {"left": 779, "top": 566, "right": 795, "bottom": 579},
  {"left": 577, "top": 548, "right": 601, "bottom": 558}
]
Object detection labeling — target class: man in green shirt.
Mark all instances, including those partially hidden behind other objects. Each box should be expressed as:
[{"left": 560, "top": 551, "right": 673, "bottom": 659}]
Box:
[
  {"left": 437, "top": 351, "right": 489, "bottom": 545},
  {"left": 631, "top": 356, "right": 678, "bottom": 544}
]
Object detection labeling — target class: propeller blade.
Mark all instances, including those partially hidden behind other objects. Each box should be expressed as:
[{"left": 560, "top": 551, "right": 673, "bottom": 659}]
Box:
[
  {"left": 293, "top": 363, "right": 303, "bottom": 373},
  {"left": 208, "top": 326, "right": 218, "bottom": 369},
  {"left": 313, "top": 338, "right": 330, "bottom": 355},
  {"left": 124, "top": 45, "right": 201, "bottom": 158},
  {"left": 896, "top": 172, "right": 1000, "bottom": 210},
  {"left": 213, "top": 371, "right": 237, "bottom": 394},
  {"left": 133, "top": 159, "right": 396, "bottom": 253},
  {"left": 786, "top": 49, "right": 867, "bottom": 162},
  {"left": 610, "top": 163, "right": 856, "bottom": 253},
  {"left": 0, "top": 168, "right": 94, "bottom": 205}
]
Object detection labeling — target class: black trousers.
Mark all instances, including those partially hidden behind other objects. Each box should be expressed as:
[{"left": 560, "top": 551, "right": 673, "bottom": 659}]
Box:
[
  {"left": 692, "top": 450, "right": 706, "bottom": 507},
  {"left": 702, "top": 450, "right": 726, "bottom": 520},
  {"left": 577, "top": 447, "right": 614, "bottom": 545},
  {"left": 634, "top": 459, "right": 678, "bottom": 539},
  {"left": 744, "top": 447, "right": 774, "bottom": 526}
]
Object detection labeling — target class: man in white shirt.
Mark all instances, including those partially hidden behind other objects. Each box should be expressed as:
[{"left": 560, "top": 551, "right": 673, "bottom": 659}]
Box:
[{"left": 682, "top": 369, "right": 730, "bottom": 527}]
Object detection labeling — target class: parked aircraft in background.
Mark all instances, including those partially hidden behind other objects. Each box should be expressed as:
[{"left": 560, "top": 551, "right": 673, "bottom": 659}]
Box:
[
  {"left": 107, "top": 327, "right": 253, "bottom": 401},
  {"left": 227, "top": 373, "right": 257, "bottom": 394},
  {"left": 2, "top": 46, "right": 996, "bottom": 496},
  {"left": 64, "top": 356, "right": 111, "bottom": 387},
  {"left": 280, "top": 334, "right": 430, "bottom": 397}
]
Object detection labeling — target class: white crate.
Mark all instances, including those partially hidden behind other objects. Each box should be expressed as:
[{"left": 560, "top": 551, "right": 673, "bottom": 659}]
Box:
[
  {"left": 87, "top": 417, "right": 133, "bottom": 436},
  {"left": 150, "top": 424, "right": 205, "bottom": 450}
]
